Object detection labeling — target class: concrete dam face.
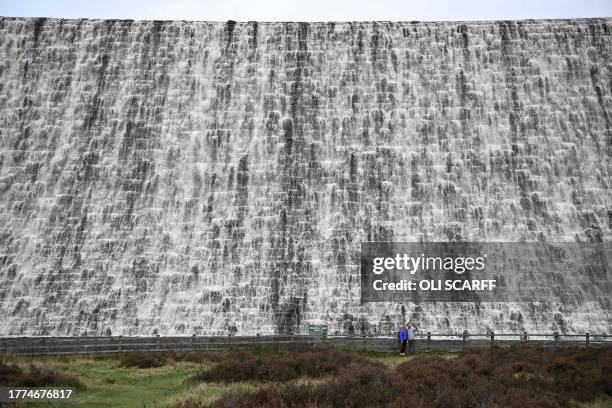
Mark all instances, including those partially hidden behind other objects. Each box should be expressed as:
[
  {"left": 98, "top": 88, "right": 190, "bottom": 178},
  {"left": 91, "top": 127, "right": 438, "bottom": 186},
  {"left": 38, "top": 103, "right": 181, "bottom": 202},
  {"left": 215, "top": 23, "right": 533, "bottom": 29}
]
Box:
[{"left": 0, "top": 17, "right": 610, "bottom": 336}]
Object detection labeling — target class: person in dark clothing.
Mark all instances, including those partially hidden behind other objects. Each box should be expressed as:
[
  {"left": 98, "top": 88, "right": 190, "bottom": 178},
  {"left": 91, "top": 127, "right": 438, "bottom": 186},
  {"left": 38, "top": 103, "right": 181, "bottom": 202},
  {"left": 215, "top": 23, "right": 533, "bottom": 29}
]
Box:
[
  {"left": 407, "top": 322, "right": 418, "bottom": 355},
  {"left": 398, "top": 324, "right": 408, "bottom": 356}
]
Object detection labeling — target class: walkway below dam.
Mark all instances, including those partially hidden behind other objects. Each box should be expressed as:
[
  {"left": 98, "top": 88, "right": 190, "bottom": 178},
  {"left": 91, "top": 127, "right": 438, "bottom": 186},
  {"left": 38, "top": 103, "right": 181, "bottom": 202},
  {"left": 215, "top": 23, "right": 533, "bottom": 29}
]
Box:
[{"left": 1, "top": 334, "right": 610, "bottom": 356}]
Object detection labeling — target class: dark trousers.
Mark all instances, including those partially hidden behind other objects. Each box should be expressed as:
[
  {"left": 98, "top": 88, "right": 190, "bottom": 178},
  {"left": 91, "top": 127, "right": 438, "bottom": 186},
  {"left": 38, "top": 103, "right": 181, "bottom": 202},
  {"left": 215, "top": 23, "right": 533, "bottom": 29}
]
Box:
[
  {"left": 400, "top": 340, "right": 407, "bottom": 354},
  {"left": 408, "top": 339, "right": 416, "bottom": 355}
]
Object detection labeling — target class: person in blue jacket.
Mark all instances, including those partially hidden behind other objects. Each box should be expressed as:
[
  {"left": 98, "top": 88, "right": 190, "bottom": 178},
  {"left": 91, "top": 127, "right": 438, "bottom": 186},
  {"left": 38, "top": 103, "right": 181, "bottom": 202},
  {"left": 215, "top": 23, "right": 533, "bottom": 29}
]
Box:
[{"left": 398, "top": 324, "right": 408, "bottom": 356}]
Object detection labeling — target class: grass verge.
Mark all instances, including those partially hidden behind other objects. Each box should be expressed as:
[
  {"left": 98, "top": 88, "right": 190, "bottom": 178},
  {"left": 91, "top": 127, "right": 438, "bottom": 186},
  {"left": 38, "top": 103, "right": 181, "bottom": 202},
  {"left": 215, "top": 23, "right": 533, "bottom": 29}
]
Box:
[{"left": 0, "top": 346, "right": 609, "bottom": 407}]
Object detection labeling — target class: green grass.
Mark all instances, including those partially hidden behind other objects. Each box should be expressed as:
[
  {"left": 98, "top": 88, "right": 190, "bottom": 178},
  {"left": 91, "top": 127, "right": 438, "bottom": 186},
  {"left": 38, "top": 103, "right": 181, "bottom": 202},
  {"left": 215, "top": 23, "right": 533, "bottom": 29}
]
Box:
[
  {"left": 2, "top": 354, "right": 260, "bottom": 408},
  {"left": 71, "top": 359, "right": 195, "bottom": 407}
]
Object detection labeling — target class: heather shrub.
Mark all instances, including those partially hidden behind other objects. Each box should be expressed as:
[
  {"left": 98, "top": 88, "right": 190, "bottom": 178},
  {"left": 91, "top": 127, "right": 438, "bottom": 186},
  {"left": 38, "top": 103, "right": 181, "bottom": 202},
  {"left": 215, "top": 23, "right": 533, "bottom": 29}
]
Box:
[
  {"left": 0, "top": 362, "right": 83, "bottom": 388},
  {"left": 433, "top": 386, "right": 467, "bottom": 408},
  {"left": 191, "top": 348, "right": 369, "bottom": 383},
  {"left": 119, "top": 351, "right": 166, "bottom": 368},
  {"left": 164, "top": 350, "right": 210, "bottom": 363},
  {"left": 202, "top": 347, "right": 612, "bottom": 408},
  {"left": 396, "top": 356, "right": 454, "bottom": 398},
  {"left": 0, "top": 361, "right": 22, "bottom": 383},
  {"left": 496, "top": 387, "right": 562, "bottom": 408},
  {"left": 118, "top": 350, "right": 210, "bottom": 368}
]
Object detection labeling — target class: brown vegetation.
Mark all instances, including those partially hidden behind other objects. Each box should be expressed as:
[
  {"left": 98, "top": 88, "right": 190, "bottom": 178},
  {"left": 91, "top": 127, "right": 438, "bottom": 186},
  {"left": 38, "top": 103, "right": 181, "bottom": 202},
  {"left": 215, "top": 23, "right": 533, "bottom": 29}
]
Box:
[
  {"left": 0, "top": 360, "right": 83, "bottom": 388},
  {"left": 190, "top": 348, "right": 371, "bottom": 383},
  {"left": 118, "top": 350, "right": 209, "bottom": 368},
  {"left": 182, "top": 346, "right": 611, "bottom": 408}
]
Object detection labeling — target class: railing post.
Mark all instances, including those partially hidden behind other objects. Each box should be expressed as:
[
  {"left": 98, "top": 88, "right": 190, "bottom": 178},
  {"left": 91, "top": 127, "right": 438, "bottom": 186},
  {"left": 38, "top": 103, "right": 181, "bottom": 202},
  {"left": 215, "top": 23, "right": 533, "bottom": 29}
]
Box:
[
  {"left": 554, "top": 332, "right": 559, "bottom": 346},
  {"left": 586, "top": 332, "right": 590, "bottom": 347},
  {"left": 490, "top": 331, "right": 494, "bottom": 346},
  {"left": 427, "top": 331, "right": 431, "bottom": 345},
  {"left": 119, "top": 335, "right": 123, "bottom": 352},
  {"left": 462, "top": 330, "right": 468, "bottom": 347},
  {"left": 192, "top": 334, "right": 196, "bottom": 349},
  {"left": 523, "top": 331, "right": 528, "bottom": 344},
  {"left": 156, "top": 334, "right": 160, "bottom": 351}
]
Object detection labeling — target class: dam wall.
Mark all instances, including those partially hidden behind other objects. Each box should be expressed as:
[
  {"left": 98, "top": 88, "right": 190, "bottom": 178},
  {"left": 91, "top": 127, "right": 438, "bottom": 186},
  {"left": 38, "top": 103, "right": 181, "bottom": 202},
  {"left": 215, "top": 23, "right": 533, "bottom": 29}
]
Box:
[{"left": 0, "top": 18, "right": 610, "bottom": 335}]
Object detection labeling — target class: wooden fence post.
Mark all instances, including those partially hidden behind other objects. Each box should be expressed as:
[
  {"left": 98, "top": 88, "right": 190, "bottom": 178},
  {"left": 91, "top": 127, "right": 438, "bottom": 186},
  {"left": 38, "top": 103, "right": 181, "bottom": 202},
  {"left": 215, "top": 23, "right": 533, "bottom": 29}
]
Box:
[
  {"left": 554, "top": 332, "right": 559, "bottom": 346},
  {"left": 490, "top": 331, "right": 494, "bottom": 346},
  {"left": 427, "top": 331, "right": 431, "bottom": 345},
  {"left": 462, "top": 330, "right": 468, "bottom": 348},
  {"left": 586, "top": 332, "right": 590, "bottom": 347},
  {"left": 523, "top": 331, "right": 528, "bottom": 344}
]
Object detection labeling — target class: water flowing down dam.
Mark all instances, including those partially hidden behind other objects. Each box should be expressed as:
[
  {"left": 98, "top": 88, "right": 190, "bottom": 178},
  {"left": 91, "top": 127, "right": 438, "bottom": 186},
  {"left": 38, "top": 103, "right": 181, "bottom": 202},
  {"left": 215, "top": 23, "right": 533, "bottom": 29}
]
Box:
[{"left": 0, "top": 17, "right": 610, "bottom": 336}]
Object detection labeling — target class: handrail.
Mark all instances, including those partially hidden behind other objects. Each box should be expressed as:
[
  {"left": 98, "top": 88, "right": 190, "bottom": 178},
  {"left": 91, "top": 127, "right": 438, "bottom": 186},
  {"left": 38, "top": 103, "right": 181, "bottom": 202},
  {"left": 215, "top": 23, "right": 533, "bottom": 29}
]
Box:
[
  {"left": 0, "top": 333, "right": 609, "bottom": 356},
  {"left": 0, "top": 333, "right": 610, "bottom": 339},
  {"left": 0, "top": 334, "right": 608, "bottom": 342}
]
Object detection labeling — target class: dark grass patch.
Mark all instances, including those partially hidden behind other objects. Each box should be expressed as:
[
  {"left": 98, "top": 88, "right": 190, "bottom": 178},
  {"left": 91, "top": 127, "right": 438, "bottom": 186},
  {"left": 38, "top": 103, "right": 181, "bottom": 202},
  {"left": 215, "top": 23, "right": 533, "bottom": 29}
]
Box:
[
  {"left": 118, "top": 350, "right": 211, "bottom": 368},
  {"left": 119, "top": 351, "right": 166, "bottom": 368},
  {"left": 190, "top": 348, "right": 378, "bottom": 383},
  {"left": 0, "top": 361, "right": 83, "bottom": 389},
  {"left": 194, "top": 346, "right": 612, "bottom": 408}
]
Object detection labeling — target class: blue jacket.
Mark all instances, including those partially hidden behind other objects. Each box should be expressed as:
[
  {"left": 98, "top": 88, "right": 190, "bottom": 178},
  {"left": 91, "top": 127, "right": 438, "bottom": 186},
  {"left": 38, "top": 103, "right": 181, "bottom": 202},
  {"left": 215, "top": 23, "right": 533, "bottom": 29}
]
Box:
[{"left": 399, "top": 328, "right": 408, "bottom": 341}]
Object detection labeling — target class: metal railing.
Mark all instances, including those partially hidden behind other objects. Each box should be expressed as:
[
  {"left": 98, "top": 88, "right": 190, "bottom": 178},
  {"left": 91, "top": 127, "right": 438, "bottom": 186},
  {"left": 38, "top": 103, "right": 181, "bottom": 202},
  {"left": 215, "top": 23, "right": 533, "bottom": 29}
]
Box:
[
  {"left": 419, "top": 331, "right": 611, "bottom": 346},
  {"left": 0, "top": 332, "right": 609, "bottom": 356}
]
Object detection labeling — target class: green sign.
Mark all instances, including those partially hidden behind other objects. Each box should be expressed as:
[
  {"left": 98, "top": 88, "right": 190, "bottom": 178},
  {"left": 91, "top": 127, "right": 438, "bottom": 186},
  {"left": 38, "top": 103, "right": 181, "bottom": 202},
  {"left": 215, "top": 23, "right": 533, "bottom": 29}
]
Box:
[{"left": 309, "top": 324, "right": 328, "bottom": 339}]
